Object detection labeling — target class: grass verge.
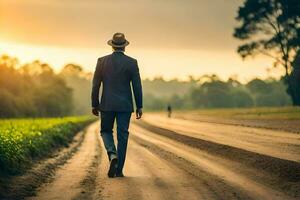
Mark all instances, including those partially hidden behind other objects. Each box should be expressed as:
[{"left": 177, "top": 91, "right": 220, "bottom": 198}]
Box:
[
  {"left": 178, "top": 106, "right": 300, "bottom": 120},
  {"left": 0, "top": 116, "right": 95, "bottom": 175}
]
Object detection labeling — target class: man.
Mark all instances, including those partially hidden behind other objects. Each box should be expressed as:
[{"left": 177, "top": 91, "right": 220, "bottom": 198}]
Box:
[
  {"left": 167, "top": 104, "right": 172, "bottom": 118},
  {"left": 91, "top": 33, "right": 143, "bottom": 178}
]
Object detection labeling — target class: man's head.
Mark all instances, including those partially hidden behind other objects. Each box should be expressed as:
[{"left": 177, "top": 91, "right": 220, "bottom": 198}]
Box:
[{"left": 107, "top": 33, "right": 129, "bottom": 52}]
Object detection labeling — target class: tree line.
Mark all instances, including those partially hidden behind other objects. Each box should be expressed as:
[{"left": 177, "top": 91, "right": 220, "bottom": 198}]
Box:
[
  {"left": 0, "top": 55, "right": 93, "bottom": 118},
  {"left": 0, "top": 55, "right": 73, "bottom": 118},
  {"left": 143, "top": 75, "right": 292, "bottom": 110},
  {"left": 0, "top": 54, "right": 297, "bottom": 117}
]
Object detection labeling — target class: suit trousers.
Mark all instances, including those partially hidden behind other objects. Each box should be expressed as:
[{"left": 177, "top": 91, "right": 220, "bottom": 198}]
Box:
[{"left": 100, "top": 111, "right": 131, "bottom": 174}]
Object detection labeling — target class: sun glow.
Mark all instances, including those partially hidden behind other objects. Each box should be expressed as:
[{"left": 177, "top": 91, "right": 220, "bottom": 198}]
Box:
[{"left": 0, "top": 39, "right": 283, "bottom": 83}]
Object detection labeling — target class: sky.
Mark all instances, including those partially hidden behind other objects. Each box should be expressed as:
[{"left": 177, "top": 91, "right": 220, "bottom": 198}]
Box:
[{"left": 0, "top": 0, "right": 283, "bottom": 82}]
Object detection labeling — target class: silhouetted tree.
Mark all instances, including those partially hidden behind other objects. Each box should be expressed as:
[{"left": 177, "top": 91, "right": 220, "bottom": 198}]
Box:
[
  {"left": 234, "top": 0, "right": 300, "bottom": 105},
  {"left": 246, "top": 79, "right": 272, "bottom": 94},
  {"left": 288, "top": 51, "right": 300, "bottom": 104}
]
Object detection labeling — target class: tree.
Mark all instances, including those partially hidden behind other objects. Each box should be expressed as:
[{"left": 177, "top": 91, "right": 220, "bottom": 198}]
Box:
[
  {"left": 190, "top": 79, "right": 236, "bottom": 108},
  {"left": 246, "top": 78, "right": 272, "bottom": 95},
  {"left": 288, "top": 51, "right": 300, "bottom": 104},
  {"left": 234, "top": 0, "right": 300, "bottom": 105}
]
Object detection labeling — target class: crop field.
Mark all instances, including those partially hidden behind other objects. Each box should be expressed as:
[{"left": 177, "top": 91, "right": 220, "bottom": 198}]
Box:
[{"left": 0, "top": 116, "right": 95, "bottom": 175}]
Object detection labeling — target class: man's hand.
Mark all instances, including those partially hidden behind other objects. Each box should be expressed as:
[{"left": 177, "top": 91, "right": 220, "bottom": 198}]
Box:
[
  {"left": 92, "top": 107, "right": 99, "bottom": 116},
  {"left": 136, "top": 108, "right": 143, "bottom": 119}
]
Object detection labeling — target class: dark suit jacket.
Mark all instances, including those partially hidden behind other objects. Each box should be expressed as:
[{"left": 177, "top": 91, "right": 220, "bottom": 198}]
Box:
[{"left": 91, "top": 51, "right": 143, "bottom": 112}]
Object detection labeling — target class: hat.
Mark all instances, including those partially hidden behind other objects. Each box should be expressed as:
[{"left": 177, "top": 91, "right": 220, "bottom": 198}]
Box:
[{"left": 107, "top": 32, "right": 129, "bottom": 47}]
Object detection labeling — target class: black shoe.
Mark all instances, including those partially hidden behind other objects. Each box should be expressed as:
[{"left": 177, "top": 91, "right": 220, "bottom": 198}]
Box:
[
  {"left": 115, "top": 172, "right": 124, "bottom": 177},
  {"left": 108, "top": 156, "right": 118, "bottom": 178}
]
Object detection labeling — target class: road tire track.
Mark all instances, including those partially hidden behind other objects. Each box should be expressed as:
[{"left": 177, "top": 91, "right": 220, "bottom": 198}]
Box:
[
  {"left": 130, "top": 135, "right": 250, "bottom": 200},
  {"left": 134, "top": 120, "right": 300, "bottom": 183},
  {"left": 131, "top": 123, "right": 299, "bottom": 199},
  {"left": 96, "top": 140, "right": 222, "bottom": 200}
]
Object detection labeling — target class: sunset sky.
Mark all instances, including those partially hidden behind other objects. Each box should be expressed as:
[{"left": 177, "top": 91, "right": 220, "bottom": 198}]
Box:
[{"left": 0, "top": 0, "right": 283, "bottom": 82}]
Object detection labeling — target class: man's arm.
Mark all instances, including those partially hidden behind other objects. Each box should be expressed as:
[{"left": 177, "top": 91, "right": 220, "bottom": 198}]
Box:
[
  {"left": 131, "top": 60, "right": 143, "bottom": 119},
  {"left": 91, "top": 59, "right": 102, "bottom": 115}
]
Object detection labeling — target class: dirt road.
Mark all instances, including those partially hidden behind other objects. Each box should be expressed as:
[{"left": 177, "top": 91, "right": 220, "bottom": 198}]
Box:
[{"left": 25, "top": 114, "right": 300, "bottom": 200}]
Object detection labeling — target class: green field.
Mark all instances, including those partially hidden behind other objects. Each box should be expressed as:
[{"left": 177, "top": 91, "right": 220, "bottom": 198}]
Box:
[
  {"left": 178, "top": 107, "right": 300, "bottom": 120},
  {"left": 0, "top": 116, "right": 95, "bottom": 175}
]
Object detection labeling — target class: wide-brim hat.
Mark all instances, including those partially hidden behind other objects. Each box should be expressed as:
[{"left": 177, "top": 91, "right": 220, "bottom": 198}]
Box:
[{"left": 107, "top": 32, "right": 129, "bottom": 47}]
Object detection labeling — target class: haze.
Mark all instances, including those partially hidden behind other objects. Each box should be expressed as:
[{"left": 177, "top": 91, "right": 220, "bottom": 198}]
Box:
[{"left": 0, "top": 0, "right": 281, "bottom": 82}]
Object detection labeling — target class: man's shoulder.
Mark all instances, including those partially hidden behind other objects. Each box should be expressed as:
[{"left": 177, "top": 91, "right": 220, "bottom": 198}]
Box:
[
  {"left": 97, "top": 53, "right": 137, "bottom": 64},
  {"left": 123, "top": 54, "right": 137, "bottom": 63},
  {"left": 97, "top": 54, "right": 112, "bottom": 61}
]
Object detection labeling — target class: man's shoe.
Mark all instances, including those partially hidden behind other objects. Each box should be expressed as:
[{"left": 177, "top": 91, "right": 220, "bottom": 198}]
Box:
[
  {"left": 108, "top": 155, "right": 118, "bottom": 178},
  {"left": 115, "top": 172, "right": 124, "bottom": 177}
]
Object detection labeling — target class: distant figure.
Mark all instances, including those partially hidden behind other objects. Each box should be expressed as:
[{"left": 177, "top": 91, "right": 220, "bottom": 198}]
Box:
[
  {"left": 167, "top": 104, "right": 172, "bottom": 118},
  {"left": 91, "top": 33, "right": 143, "bottom": 178}
]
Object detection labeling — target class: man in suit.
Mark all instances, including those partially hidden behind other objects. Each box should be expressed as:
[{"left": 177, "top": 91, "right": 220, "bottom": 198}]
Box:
[{"left": 91, "top": 33, "right": 143, "bottom": 178}]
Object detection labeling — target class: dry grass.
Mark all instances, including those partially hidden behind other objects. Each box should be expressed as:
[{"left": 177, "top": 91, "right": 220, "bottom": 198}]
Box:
[{"left": 175, "top": 107, "right": 300, "bottom": 120}]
